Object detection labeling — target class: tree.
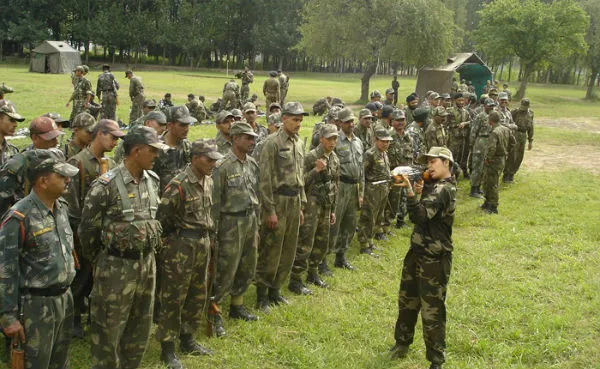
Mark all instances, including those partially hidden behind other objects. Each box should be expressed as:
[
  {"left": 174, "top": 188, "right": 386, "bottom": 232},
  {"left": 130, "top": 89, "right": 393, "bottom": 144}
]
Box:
[
  {"left": 580, "top": 0, "right": 600, "bottom": 100},
  {"left": 298, "top": 0, "right": 458, "bottom": 102},
  {"left": 475, "top": 0, "right": 589, "bottom": 99}
]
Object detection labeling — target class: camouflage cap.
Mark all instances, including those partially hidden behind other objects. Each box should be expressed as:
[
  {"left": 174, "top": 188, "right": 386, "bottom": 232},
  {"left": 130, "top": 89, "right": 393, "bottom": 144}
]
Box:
[
  {"left": 97, "top": 119, "right": 125, "bottom": 138},
  {"left": 125, "top": 70, "right": 133, "bottom": 77},
  {"left": 359, "top": 108, "right": 373, "bottom": 119},
  {"left": 364, "top": 102, "right": 378, "bottom": 112},
  {"left": 42, "top": 112, "right": 69, "bottom": 124},
  {"left": 143, "top": 99, "right": 157, "bottom": 108},
  {"left": 230, "top": 122, "right": 258, "bottom": 137},
  {"left": 269, "top": 102, "right": 282, "bottom": 112},
  {"left": 373, "top": 101, "right": 383, "bottom": 110},
  {"left": 370, "top": 90, "right": 382, "bottom": 98},
  {"left": 170, "top": 105, "right": 197, "bottom": 124},
  {"left": 330, "top": 97, "right": 344, "bottom": 107},
  {"left": 321, "top": 124, "right": 339, "bottom": 139},
  {"left": 412, "top": 107, "right": 429, "bottom": 122},
  {"left": 145, "top": 111, "right": 167, "bottom": 125},
  {"left": 231, "top": 109, "right": 243, "bottom": 118},
  {"left": 430, "top": 92, "right": 441, "bottom": 100},
  {"left": 424, "top": 146, "right": 454, "bottom": 163},
  {"left": 269, "top": 71, "right": 277, "bottom": 77},
  {"left": 498, "top": 92, "right": 509, "bottom": 101},
  {"left": 216, "top": 110, "right": 234, "bottom": 124},
  {"left": 123, "top": 126, "right": 169, "bottom": 150},
  {"left": 382, "top": 105, "right": 394, "bottom": 118},
  {"left": 374, "top": 128, "right": 393, "bottom": 141},
  {"left": 0, "top": 83, "right": 14, "bottom": 94},
  {"left": 520, "top": 98, "right": 530, "bottom": 106},
  {"left": 82, "top": 65, "right": 89, "bottom": 73},
  {"left": 484, "top": 98, "right": 496, "bottom": 107},
  {"left": 164, "top": 93, "right": 172, "bottom": 98},
  {"left": 71, "top": 112, "right": 97, "bottom": 130},
  {"left": 0, "top": 100, "right": 25, "bottom": 122},
  {"left": 488, "top": 88, "right": 499, "bottom": 96},
  {"left": 242, "top": 102, "right": 257, "bottom": 113},
  {"left": 453, "top": 92, "right": 464, "bottom": 99},
  {"left": 327, "top": 106, "right": 341, "bottom": 120},
  {"left": 283, "top": 102, "right": 309, "bottom": 116},
  {"left": 337, "top": 108, "right": 355, "bottom": 122},
  {"left": 432, "top": 106, "right": 449, "bottom": 117},
  {"left": 187, "top": 93, "right": 195, "bottom": 99},
  {"left": 29, "top": 155, "right": 79, "bottom": 178},
  {"left": 391, "top": 109, "right": 406, "bottom": 120},
  {"left": 267, "top": 113, "right": 282, "bottom": 127},
  {"left": 190, "top": 139, "right": 224, "bottom": 160},
  {"left": 29, "top": 117, "right": 65, "bottom": 140},
  {"left": 440, "top": 93, "right": 451, "bottom": 99},
  {"left": 74, "top": 65, "right": 84, "bottom": 73},
  {"left": 385, "top": 88, "right": 395, "bottom": 95},
  {"left": 488, "top": 111, "right": 501, "bottom": 123}
]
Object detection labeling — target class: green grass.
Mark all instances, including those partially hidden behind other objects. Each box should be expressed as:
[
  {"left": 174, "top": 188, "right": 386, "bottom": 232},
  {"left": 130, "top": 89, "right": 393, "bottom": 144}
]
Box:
[{"left": 1, "top": 65, "right": 600, "bottom": 369}]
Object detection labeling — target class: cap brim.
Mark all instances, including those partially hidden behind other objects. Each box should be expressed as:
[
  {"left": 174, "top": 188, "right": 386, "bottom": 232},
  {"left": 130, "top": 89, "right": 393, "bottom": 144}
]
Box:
[
  {"left": 176, "top": 116, "right": 197, "bottom": 125},
  {"left": 284, "top": 111, "right": 309, "bottom": 116},
  {"left": 206, "top": 151, "right": 224, "bottom": 160},
  {"left": 53, "top": 162, "right": 79, "bottom": 177},
  {"left": 322, "top": 133, "right": 339, "bottom": 138},
  {"left": 424, "top": 153, "right": 453, "bottom": 163},
  {"left": 377, "top": 136, "right": 393, "bottom": 141},
  {"left": 38, "top": 130, "right": 64, "bottom": 140},
  {"left": 361, "top": 114, "right": 373, "bottom": 119},
  {"left": 244, "top": 109, "right": 257, "bottom": 113},
  {"left": 149, "top": 142, "right": 170, "bottom": 150},
  {"left": 6, "top": 112, "right": 25, "bottom": 122},
  {"left": 109, "top": 129, "right": 126, "bottom": 138}
]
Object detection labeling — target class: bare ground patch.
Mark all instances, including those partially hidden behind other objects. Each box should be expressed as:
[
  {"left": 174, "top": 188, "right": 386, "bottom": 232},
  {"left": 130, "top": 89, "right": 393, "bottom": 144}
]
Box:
[
  {"left": 522, "top": 142, "right": 600, "bottom": 175},
  {"left": 537, "top": 117, "right": 600, "bottom": 133}
]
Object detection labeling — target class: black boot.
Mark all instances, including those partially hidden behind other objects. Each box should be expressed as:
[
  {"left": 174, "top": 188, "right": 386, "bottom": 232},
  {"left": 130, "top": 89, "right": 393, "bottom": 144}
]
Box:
[
  {"left": 229, "top": 304, "right": 258, "bottom": 321},
  {"left": 160, "top": 341, "right": 184, "bottom": 369},
  {"left": 469, "top": 186, "right": 484, "bottom": 198},
  {"left": 318, "top": 259, "right": 334, "bottom": 277},
  {"left": 255, "top": 286, "right": 271, "bottom": 313},
  {"left": 334, "top": 253, "right": 355, "bottom": 270},
  {"left": 389, "top": 342, "right": 409, "bottom": 359},
  {"left": 288, "top": 277, "right": 313, "bottom": 295},
  {"left": 395, "top": 217, "right": 406, "bottom": 229},
  {"left": 207, "top": 313, "right": 226, "bottom": 338},
  {"left": 72, "top": 313, "right": 85, "bottom": 338},
  {"left": 429, "top": 364, "right": 443, "bottom": 369},
  {"left": 360, "top": 244, "right": 379, "bottom": 258},
  {"left": 268, "top": 288, "right": 290, "bottom": 305},
  {"left": 485, "top": 204, "right": 499, "bottom": 214},
  {"left": 374, "top": 232, "right": 388, "bottom": 241},
  {"left": 306, "top": 271, "right": 329, "bottom": 289},
  {"left": 180, "top": 334, "right": 213, "bottom": 356}
]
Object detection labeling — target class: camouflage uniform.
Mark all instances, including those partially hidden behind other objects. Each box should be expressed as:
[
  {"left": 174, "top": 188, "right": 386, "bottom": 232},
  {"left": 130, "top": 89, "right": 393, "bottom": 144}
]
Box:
[
  {"left": 262, "top": 76, "right": 280, "bottom": 110},
  {"left": 153, "top": 135, "right": 191, "bottom": 192},
  {"left": 96, "top": 70, "right": 119, "bottom": 120},
  {"left": 507, "top": 104, "right": 534, "bottom": 178},
  {"left": 291, "top": 144, "right": 339, "bottom": 281},
  {"left": 278, "top": 73, "right": 289, "bottom": 105},
  {"left": 446, "top": 106, "right": 470, "bottom": 173},
  {"left": 484, "top": 119, "right": 516, "bottom": 210},
  {"left": 312, "top": 98, "right": 330, "bottom": 116},
  {"left": 0, "top": 191, "right": 76, "bottom": 369},
  {"left": 240, "top": 71, "right": 254, "bottom": 104},
  {"left": 424, "top": 118, "right": 447, "bottom": 151},
  {"left": 129, "top": 75, "right": 145, "bottom": 124},
  {"left": 0, "top": 137, "right": 19, "bottom": 167},
  {"left": 69, "top": 76, "right": 93, "bottom": 122},
  {"left": 62, "top": 139, "right": 85, "bottom": 160},
  {"left": 354, "top": 122, "right": 374, "bottom": 151},
  {"left": 216, "top": 131, "right": 232, "bottom": 155},
  {"left": 155, "top": 165, "right": 213, "bottom": 343},
  {"left": 469, "top": 110, "right": 492, "bottom": 190},
  {"left": 407, "top": 122, "right": 426, "bottom": 161},
  {"left": 222, "top": 80, "right": 240, "bottom": 110},
  {"left": 394, "top": 176, "right": 456, "bottom": 367},
  {"left": 385, "top": 130, "right": 413, "bottom": 227},
  {"left": 78, "top": 163, "right": 162, "bottom": 369},
  {"left": 186, "top": 98, "right": 208, "bottom": 124}
]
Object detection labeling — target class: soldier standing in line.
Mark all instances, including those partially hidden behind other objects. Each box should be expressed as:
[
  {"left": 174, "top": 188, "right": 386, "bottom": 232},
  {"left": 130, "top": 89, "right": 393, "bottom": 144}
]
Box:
[
  {"left": 424, "top": 107, "right": 448, "bottom": 151},
  {"left": 252, "top": 113, "right": 282, "bottom": 163},
  {"left": 384, "top": 88, "right": 395, "bottom": 106},
  {"left": 390, "top": 147, "right": 457, "bottom": 369},
  {"left": 242, "top": 102, "right": 269, "bottom": 145},
  {"left": 404, "top": 94, "right": 419, "bottom": 125},
  {"left": 392, "top": 76, "right": 400, "bottom": 106},
  {"left": 239, "top": 66, "right": 254, "bottom": 104},
  {"left": 277, "top": 70, "right": 290, "bottom": 105},
  {"left": 263, "top": 71, "right": 281, "bottom": 115},
  {"left": 209, "top": 123, "right": 259, "bottom": 338},
  {"left": 497, "top": 92, "right": 517, "bottom": 183},
  {"left": 63, "top": 112, "right": 96, "bottom": 159},
  {"left": 79, "top": 126, "right": 167, "bottom": 369},
  {"left": 445, "top": 92, "right": 471, "bottom": 177},
  {"left": 113, "top": 112, "right": 168, "bottom": 164},
  {"left": 354, "top": 108, "right": 374, "bottom": 151},
  {"left": 289, "top": 124, "right": 339, "bottom": 295},
  {"left": 386, "top": 109, "right": 413, "bottom": 229},
  {"left": 255, "top": 102, "right": 307, "bottom": 312},
  {"left": 468, "top": 98, "right": 496, "bottom": 198},
  {"left": 130, "top": 99, "right": 158, "bottom": 127},
  {"left": 66, "top": 65, "right": 93, "bottom": 122},
  {"left": 407, "top": 107, "right": 428, "bottom": 162},
  {"left": 126, "top": 70, "right": 145, "bottom": 125},
  {"left": 370, "top": 90, "right": 382, "bottom": 103},
  {"left": 156, "top": 139, "right": 221, "bottom": 368},
  {"left": 357, "top": 129, "right": 393, "bottom": 256},
  {"left": 0, "top": 154, "right": 79, "bottom": 369},
  {"left": 96, "top": 64, "right": 119, "bottom": 120},
  {"left": 0, "top": 101, "right": 23, "bottom": 167},
  {"left": 215, "top": 110, "right": 235, "bottom": 155},
  {"left": 507, "top": 98, "right": 534, "bottom": 180}
]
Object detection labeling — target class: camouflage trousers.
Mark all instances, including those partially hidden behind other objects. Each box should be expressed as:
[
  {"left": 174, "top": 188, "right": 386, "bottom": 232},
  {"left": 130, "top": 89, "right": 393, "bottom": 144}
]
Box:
[
  {"left": 265, "top": 94, "right": 278, "bottom": 113},
  {"left": 394, "top": 249, "right": 452, "bottom": 365},
  {"left": 291, "top": 198, "right": 332, "bottom": 279},
  {"left": 358, "top": 182, "right": 389, "bottom": 246},
  {"left": 280, "top": 88, "right": 288, "bottom": 105},
  {"left": 69, "top": 99, "right": 87, "bottom": 122},
  {"left": 156, "top": 234, "right": 210, "bottom": 342},
  {"left": 22, "top": 289, "right": 73, "bottom": 369},
  {"left": 448, "top": 134, "right": 469, "bottom": 174},
  {"left": 101, "top": 91, "right": 117, "bottom": 120},
  {"left": 504, "top": 131, "right": 527, "bottom": 178},
  {"left": 222, "top": 91, "right": 238, "bottom": 111},
  {"left": 240, "top": 84, "right": 250, "bottom": 104},
  {"left": 90, "top": 250, "right": 155, "bottom": 369},
  {"left": 213, "top": 213, "right": 258, "bottom": 304},
  {"left": 385, "top": 186, "right": 407, "bottom": 225},
  {"left": 256, "top": 194, "right": 301, "bottom": 290},
  {"left": 484, "top": 157, "right": 505, "bottom": 207},
  {"left": 328, "top": 182, "right": 360, "bottom": 254},
  {"left": 129, "top": 94, "right": 145, "bottom": 125},
  {"left": 469, "top": 138, "right": 488, "bottom": 188}
]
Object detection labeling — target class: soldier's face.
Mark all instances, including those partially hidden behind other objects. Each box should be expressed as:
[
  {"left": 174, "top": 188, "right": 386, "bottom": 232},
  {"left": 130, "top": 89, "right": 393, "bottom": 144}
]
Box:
[
  {"left": 282, "top": 114, "right": 302, "bottom": 135},
  {"left": 320, "top": 135, "right": 338, "bottom": 153},
  {"left": 360, "top": 117, "right": 371, "bottom": 128},
  {"left": 432, "top": 98, "right": 441, "bottom": 107},
  {"left": 0, "top": 114, "right": 17, "bottom": 136},
  {"left": 392, "top": 119, "right": 406, "bottom": 134},
  {"left": 341, "top": 120, "right": 354, "bottom": 136},
  {"left": 455, "top": 97, "right": 465, "bottom": 108},
  {"left": 444, "top": 99, "right": 452, "bottom": 108},
  {"left": 32, "top": 135, "right": 58, "bottom": 149},
  {"left": 499, "top": 99, "right": 508, "bottom": 108},
  {"left": 427, "top": 158, "right": 451, "bottom": 180},
  {"left": 99, "top": 131, "right": 119, "bottom": 152},
  {"left": 244, "top": 111, "right": 257, "bottom": 124},
  {"left": 233, "top": 134, "right": 255, "bottom": 154},
  {"left": 408, "top": 100, "right": 419, "bottom": 109},
  {"left": 74, "top": 128, "right": 93, "bottom": 146},
  {"left": 42, "top": 172, "right": 71, "bottom": 198},
  {"left": 270, "top": 108, "right": 281, "bottom": 115},
  {"left": 170, "top": 122, "right": 189, "bottom": 140},
  {"left": 217, "top": 119, "right": 232, "bottom": 135},
  {"left": 193, "top": 155, "right": 217, "bottom": 176},
  {"left": 375, "top": 139, "right": 390, "bottom": 152},
  {"left": 136, "top": 145, "right": 160, "bottom": 169}
]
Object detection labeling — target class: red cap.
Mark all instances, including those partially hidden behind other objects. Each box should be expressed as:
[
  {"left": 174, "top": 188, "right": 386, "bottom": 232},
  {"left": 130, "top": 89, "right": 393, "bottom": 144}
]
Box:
[{"left": 29, "top": 117, "right": 64, "bottom": 141}]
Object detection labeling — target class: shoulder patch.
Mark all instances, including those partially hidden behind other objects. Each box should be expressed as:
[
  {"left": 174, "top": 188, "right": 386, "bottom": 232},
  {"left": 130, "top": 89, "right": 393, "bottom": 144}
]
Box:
[
  {"left": 146, "top": 169, "right": 160, "bottom": 181},
  {"left": 98, "top": 169, "right": 118, "bottom": 185},
  {"left": 5, "top": 153, "right": 26, "bottom": 174}
]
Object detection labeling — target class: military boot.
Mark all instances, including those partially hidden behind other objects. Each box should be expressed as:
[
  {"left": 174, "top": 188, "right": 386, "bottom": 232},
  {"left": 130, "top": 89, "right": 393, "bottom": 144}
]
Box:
[
  {"left": 229, "top": 304, "right": 258, "bottom": 321},
  {"left": 268, "top": 288, "right": 290, "bottom": 305},
  {"left": 429, "top": 364, "right": 443, "bottom": 369},
  {"left": 288, "top": 277, "right": 313, "bottom": 295},
  {"left": 72, "top": 314, "right": 85, "bottom": 338},
  {"left": 389, "top": 343, "right": 409, "bottom": 359},
  {"left": 160, "top": 341, "right": 184, "bottom": 369},
  {"left": 180, "top": 334, "right": 213, "bottom": 356},
  {"left": 318, "top": 259, "right": 334, "bottom": 277},
  {"left": 469, "top": 186, "right": 484, "bottom": 198},
  {"left": 255, "top": 287, "right": 271, "bottom": 313},
  {"left": 334, "top": 253, "right": 355, "bottom": 270},
  {"left": 306, "top": 270, "right": 329, "bottom": 289},
  {"left": 207, "top": 313, "right": 226, "bottom": 338},
  {"left": 360, "top": 244, "right": 379, "bottom": 258},
  {"left": 395, "top": 217, "right": 406, "bottom": 229},
  {"left": 374, "top": 232, "right": 388, "bottom": 241}
]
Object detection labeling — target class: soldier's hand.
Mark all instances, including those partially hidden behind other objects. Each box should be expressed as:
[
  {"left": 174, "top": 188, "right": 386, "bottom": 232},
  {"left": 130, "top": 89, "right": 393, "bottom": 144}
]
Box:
[
  {"left": 528, "top": 141, "right": 533, "bottom": 150},
  {"left": 359, "top": 196, "right": 363, "bottom": 208},
  {"left": 330, "top": 213, "right": 336, "bottom": 225},
  {"left": 265, "top": 213, "right": 278, "bottom": 229},
  {"left": 414, "top": 179, "right": 424, "bottom": 195},
  {"left": 396, "top": 174, "right": 411, "bottom": 188},
  {"left": 4, "top": 321, "right": 25, "bottom": 343},
  {"left": 300, "top": 210, "right": 305, "bottom": 225},
  {"left": 315, "top": 159, "right": 327, "bottom": 172},
  {"left": 459, "top": 122, "right": 467, "bottom": 129},
  {"left": 84, "top": 102, "right": 89, "bottom": 108}
]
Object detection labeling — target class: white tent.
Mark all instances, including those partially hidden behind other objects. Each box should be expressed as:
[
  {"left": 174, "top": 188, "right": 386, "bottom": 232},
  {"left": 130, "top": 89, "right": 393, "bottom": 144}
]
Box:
[{"left": 29, "top": 41, "right": 81, "bottom": 74}]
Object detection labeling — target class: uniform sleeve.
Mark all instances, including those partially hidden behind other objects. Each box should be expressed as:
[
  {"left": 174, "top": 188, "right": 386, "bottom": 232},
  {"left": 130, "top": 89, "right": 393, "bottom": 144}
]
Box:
[
  {"left": 303, "top": 152, "right": 319, "bottom": 186},
  {"left": 331, "top": 155, "right": 340, "bottom": 210},
  {"left": 0, "top": 215, "right": 24, "bottom": 328},
  {"left": 262, "top": 80, "right": 267, "bottom": 96},
  {"left": 63, "top": 159, "right": 82, "bottom": 224},
  {"left": 78, "top": 181, "right": 107, "bottom": 263},
  {"left": 407, "top": 184, "right": 451, "bottom": 224},
  {"left": 469, "top": 116, "right": 481, "bottom": 148},
  {"left": 259, "top": 138, "right": 277, "bottom": 214},
  {"left": 129, "top": 80, "right": 135, "bottom": 98},
  {"left": 528, "top": 111, "right": 534, "bottom": 142},
  {"left": 508, "top": 130, "right": 517, "bottom": 155},
  {"left": 211, "top": 164, "right": 224, "bottom": 230},
  {"left": 157, "top": 181, "right": 182, "bottom": 236},
  {"left": 486, "top": 131, "right": 498, "bottom": 160}
]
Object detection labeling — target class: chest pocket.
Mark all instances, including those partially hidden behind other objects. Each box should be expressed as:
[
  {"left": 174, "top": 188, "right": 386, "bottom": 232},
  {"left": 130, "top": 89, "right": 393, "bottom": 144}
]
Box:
[
  {"left": 31, "top": 225, "right": 56, "bottom": 262},
  {"left": 277, "top": 149, "right": 295, "bottom": 172},
  {"left": 337, "top": 148, "right": 351, "bottom": 164}
]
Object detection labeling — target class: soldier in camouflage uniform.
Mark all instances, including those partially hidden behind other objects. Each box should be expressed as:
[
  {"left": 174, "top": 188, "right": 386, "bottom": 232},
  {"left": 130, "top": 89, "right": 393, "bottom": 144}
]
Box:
[
  {"left": 159, "top": 93, "right": 174, "bottom": 115},
  {"left": 126, "top": 70, "right": 145, "bottom": 125},
  {"left": 96, "top": 64, "right": 120, "bottom": 120},
  {"left": 289, "top": 124, "right": 339, "bottom": 295},
  {"left": 252, "top": 113, "right": 282, "bottom": 163},
  {"left": 64, "top": 119, "right": 123, "bottom": 337},
  {"left": 156, "top": 139, "right": 221, "bottom": 368},
  {"left": 407, "top": 107, "right": 428, "bottom": 162},
  {"left": 384, "top": 88, "right": 395, "bottom": 106},
  {"left": 210, "top": 123, "right": 259, "bottom": 337},
  {"left": 446, "top": 92, "right": 470, "bottom": 177},
  {"left": 0, "top": 153, "right": 78, "bottom": 369},
  {"left": 390, "top": 147, "right": 456, "bottom": 369},
  {"left": 310, "top": 106, "right": 340, "bottom": 150},
  {"left": 239, "top": 67, "right": 254, "bottom": 104},
  {"left": 263, "top": 71, "right": 281, "bottom": 114},
  {"left": 424, "top": 107, "right": 448, "bottom": 151},
  {"left": 374, "top": 105, "right": 394, "bottom": 132},
  {"left": 277, "top": 70, "right": 289, "bottom": 105},
  {"left": 354, "top": 108, "right": 374, "bottom": 151},
  {"left": 312, "top": 97, "right": 331, "bottom": 116},
  {"left": 243, "top": 102, "right": 269, "bottom": 146},
  {"left": 215, "top": 110, "right": 234, "bottom": 155},
  {"left": 153, "top": 106, "right": 195, "bottom": 191},
  {"left": 404, "top": 94, "right": 419, "bottom": 125},
  {"left": 63, "top": 112, "right": 96, "bottom": 159},
  {"left": 222, "top": 79, "right": 240, "bottom": 111},
  {"left": 255, "top": 102, "right": 307, "bottom": 312},
  {"left": 386, "top": 109, "right": 413, "bottom": 229},
  {"left": 186, "top": 94, "right": 208, "bottom": 124},
  {"left": 66, "top": 65, "right": 93, "bottom": 122},
  {"left": 78, "top": 126, "right": 167, "bottom": 369},
  {"left": 496, "top": 92, "right": 517, "bottom": 183},
  {"left": 506, "top": 98, "right": 534, "bottom": 180},
  {"left": 468, "top": 99, "right": 496, "bottom": 198},
  {"left": 482, "top": 111, "right": 516, "bottom": 214},
  {"left": 0, "top": 101, "right": 23, "bottom": 167},
  {"left": 114, "top": 112, "right": 167, "bottom": 164},
  {"left": 357, "top": 129, "right": 393, "bottom": 256}
]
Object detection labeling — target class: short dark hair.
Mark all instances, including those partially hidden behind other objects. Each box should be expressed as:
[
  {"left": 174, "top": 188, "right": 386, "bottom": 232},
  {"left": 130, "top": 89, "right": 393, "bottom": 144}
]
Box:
[
  {"left": 123, "top": 140, "right": 144, "bottom": 156},
  {"left": 27, "top": 167, "right": 54, "bottom": 185}
]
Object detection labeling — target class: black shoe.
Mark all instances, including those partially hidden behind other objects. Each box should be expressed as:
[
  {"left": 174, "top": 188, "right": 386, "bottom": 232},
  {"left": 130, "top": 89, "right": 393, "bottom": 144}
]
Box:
[
  {"left": 502, "top": 176, "right": 513, "bottom": 183},
  {"left": 288, "top": 278, "right": 313, "bottom": 295},
  {"left": 207, "top": 313, "right": 226, "bottom": 338},
  {"left": 255, "top": 287, "right": 271, "bottom": 313},
  {"left": 480, "top": 202, "right": 490, "bottom": 210},
  {"left": 160, "top": 341, "right": 184, "bottom": 369},
  {"left": 360, "top": 247, "right": 379, "bottom": 258},
  {"left": 429, "top": 364, "right": 443, "bottom": 369},
  {"left": 306, "top": 271, "right": 329, "bottom": 289},
  {"left": 229, "top": 305, "right": 258, "bottom": 321},
  {"left": 469, "top": 186, "right": 484, "bottom": 199},
  {"left": 374, "top": 232, "right": 388, "bottom": 241},
  {"left": 389, "top": 343, "right": 409, "bottom": 359},
  {"left": 268, "top": 288, "right": 290, "bottom": 305},
  {"left": 334, "top": 253, "right": 355, "bottom": 270},
  {"left": 180, "top": 334, "right": 213, "bottom": 356},
  {"left": 318, "top": 259, "right": 334, "bottom": 277},
  {"left": 72, "top": 315, "right": 85, "bottom": 338},
  {"left": 395, "top": 218, "right": 406, "bottom": 229}
]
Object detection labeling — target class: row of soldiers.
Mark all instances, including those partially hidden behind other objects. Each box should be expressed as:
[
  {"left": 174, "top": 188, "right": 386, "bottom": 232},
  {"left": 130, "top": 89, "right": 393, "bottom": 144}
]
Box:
[{"left": 220, "top": 68, "right": 289, "bottom": 112}]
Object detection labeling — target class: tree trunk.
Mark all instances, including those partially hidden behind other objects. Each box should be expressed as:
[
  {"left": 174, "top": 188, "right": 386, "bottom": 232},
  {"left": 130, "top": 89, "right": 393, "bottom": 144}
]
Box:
[
  {"left": 84, "top": 41, "right": 89, "bottom": 64},
  {"left": 508, "top": 58, "right": 513, "bottom": 82},
  {"left": 585, "top": 68, "right": 599, "bottom": 100},
  {"left": 360, "top": 62, "right": 377, "bottom": 102},
  {"left": 516, "top": 62, "right": 534, "bottom": 99}
]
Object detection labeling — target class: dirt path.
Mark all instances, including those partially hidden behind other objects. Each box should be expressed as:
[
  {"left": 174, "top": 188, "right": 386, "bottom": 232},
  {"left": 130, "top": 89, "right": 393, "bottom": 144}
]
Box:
[{"left": 536, "top": 117, "right": 600, "bottom": 133}]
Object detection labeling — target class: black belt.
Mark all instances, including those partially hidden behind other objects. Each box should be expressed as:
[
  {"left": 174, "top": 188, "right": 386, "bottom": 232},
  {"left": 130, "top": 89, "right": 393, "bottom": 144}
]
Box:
[
  {"left": 21, "top": 285, "right": 69, "bottom": 297},
  {"left": 178, "top": 228, "right": 209, "bottom": 238},
  {"left": 340, "top": 176, "right": 358, "bottom": 184},
  {"left": 107, "top": 248, "right": 151, "bottom": 260},
  {"left": 275, "top": 186, "right": 300, "bottom": 197},
  {"left": 221, "top": 208, "right": 255, "bottom": 217}
]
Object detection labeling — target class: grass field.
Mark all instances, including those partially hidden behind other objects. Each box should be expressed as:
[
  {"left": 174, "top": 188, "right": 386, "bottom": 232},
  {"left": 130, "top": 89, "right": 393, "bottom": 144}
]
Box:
[{"left": 1, "top": 64, "right": 600, "bottom": 369}]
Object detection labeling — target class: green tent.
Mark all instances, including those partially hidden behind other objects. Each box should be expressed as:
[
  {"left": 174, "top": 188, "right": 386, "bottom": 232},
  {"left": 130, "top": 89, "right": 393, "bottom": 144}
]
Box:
[
  {"left": 29, "top": 41, "right": 81, "bottom": 74},
  {"left": 415, "top": 53, "right": 493, "bottom": 99}
]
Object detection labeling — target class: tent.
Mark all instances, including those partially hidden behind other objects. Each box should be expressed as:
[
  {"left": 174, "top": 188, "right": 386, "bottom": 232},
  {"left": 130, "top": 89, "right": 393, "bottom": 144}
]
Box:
[
  {"left": 29, "top": 41, "right": 81, "bottom": 74},
  {"left": 415, "top": 53, "right": 493, "bottom": 99}
]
